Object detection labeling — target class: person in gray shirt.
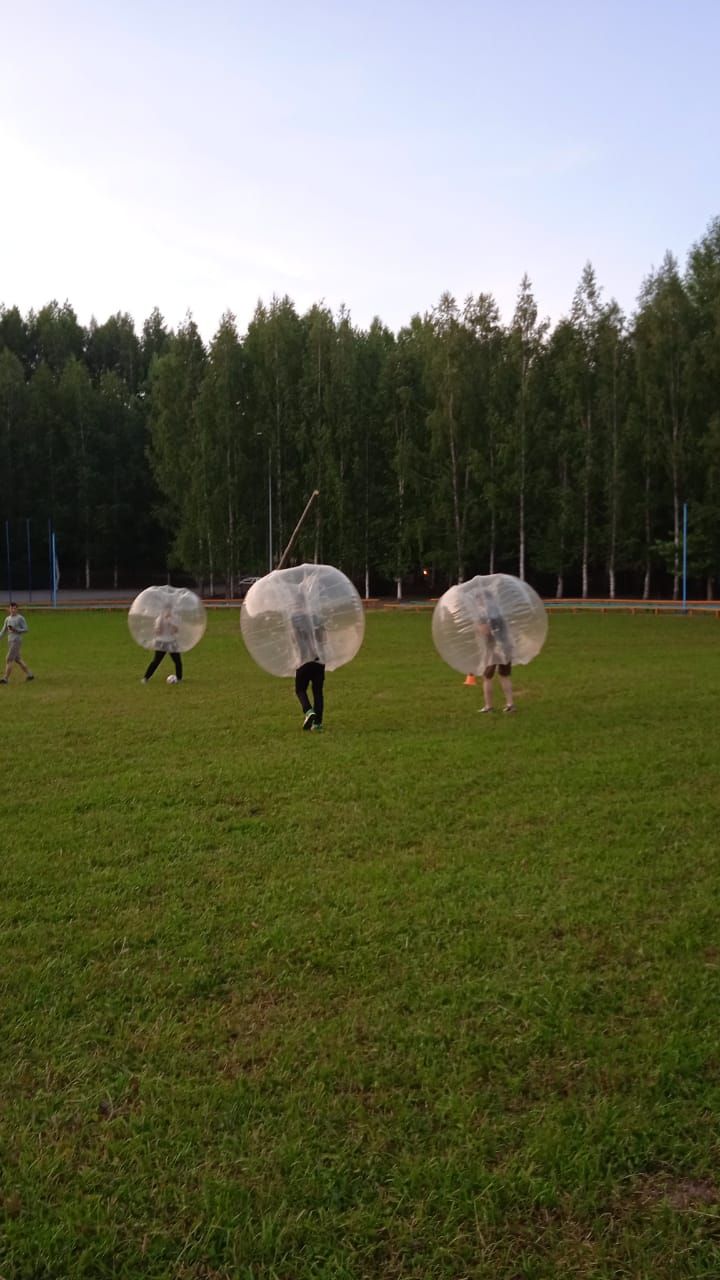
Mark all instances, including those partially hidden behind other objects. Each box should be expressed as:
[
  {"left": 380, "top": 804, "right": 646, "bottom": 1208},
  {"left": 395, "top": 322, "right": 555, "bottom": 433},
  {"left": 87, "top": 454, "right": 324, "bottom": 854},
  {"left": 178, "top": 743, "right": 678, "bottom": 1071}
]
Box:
[{"left": 0, "top": 602, "right": 34, "bottom": 684}]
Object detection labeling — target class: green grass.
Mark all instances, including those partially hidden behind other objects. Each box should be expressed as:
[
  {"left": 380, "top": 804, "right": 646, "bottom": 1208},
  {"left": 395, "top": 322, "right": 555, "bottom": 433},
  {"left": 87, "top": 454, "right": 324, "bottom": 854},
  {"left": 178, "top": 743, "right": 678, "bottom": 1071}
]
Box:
[{"left": 1, "top": 608, "right": 720, "bottom": 1279}]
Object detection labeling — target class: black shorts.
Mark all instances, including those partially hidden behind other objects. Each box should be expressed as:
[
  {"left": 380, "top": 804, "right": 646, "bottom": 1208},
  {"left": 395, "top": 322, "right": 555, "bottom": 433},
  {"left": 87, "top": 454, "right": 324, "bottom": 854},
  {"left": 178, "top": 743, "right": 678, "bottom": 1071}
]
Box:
[{"left": 484, "top": 662, "right": 512, "bottom": 678}]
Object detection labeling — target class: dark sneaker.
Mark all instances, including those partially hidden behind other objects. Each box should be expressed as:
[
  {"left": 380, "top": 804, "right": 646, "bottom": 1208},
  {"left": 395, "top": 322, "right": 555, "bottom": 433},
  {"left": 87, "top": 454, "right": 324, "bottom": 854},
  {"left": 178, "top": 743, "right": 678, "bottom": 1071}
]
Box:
[
  {"left": 311, "top": 722, "right": 323, "bottom": 733},
  {"left": 303, "top": 709, "right": 315, "bottom": 731},
  {"left": 0, "top": 678, "right": 7, "bottom": 685},
  {"left": 26, "top": 674, "right": 35, "bottom": 681}
]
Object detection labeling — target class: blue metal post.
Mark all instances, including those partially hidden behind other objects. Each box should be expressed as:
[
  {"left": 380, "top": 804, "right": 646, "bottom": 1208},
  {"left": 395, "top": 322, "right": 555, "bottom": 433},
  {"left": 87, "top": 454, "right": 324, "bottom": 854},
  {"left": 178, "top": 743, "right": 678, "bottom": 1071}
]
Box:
[
  {"left": 682, "top": 502, "right": 688, "bottom": 613},
  {"left": 51, "top": 531, "right": 58, "bottom": 608}
]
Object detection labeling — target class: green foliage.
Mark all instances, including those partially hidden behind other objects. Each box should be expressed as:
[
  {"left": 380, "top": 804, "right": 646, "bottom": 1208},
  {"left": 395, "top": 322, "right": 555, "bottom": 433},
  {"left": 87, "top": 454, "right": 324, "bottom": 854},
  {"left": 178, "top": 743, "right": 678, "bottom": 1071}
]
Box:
[
  {"left": 29, "top": 300, "right": 85, "bottom": 373},
  {"left": 635, "top": 254, "right": 694, "bottom": 597},
  {"left": 147, "top": 317, "right": 208, "bottom": 579},
  {"left": 86, "top": 313, "right": 141, "bottom": 392},
  {"left": 192, "top": 313, "right": 251, "bottom": 591},
  {"left": 2, "top": 215, "right": 720, "bottom": 595},
  {"left": 244, "top": 296, "right": 305, "bottom": 566},
  {"left": 0, "top": 347, "right": 27, "bottom": 519}
]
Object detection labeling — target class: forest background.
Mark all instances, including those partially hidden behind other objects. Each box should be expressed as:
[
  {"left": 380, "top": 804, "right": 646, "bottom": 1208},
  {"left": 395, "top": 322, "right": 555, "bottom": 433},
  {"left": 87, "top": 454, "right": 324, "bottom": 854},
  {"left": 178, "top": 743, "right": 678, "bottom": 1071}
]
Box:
[{"left": 2, "top": 216, "right": 719, "bottom": 601}]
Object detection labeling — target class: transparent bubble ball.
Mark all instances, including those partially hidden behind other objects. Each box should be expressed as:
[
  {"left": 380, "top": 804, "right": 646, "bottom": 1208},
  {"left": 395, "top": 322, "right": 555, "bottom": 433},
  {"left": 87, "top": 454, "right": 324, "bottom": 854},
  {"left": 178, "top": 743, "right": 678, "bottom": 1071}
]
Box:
[
  {"left": 432, "top": 574, "right": 548, "bottom": 676},
  {"left": 128, "top": 585, "right": 207, "bottom": 654},
  {"left": 241, "top": 564, "right": 365, "bottom": 678}
]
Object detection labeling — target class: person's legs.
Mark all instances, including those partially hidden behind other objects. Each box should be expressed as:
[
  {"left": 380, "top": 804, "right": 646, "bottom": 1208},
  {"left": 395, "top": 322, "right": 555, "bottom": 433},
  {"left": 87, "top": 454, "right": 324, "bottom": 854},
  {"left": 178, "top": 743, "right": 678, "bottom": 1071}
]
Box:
[
  {"left": 171, "top": 652, "right": 183, "bottom": 681},
  {"left": 295, "top": 663, "right": 314, "bottom": 726},
  {"left": 143, "top": 651, "right": 165, "bottom": 681},
  {"left": 310, "top": 662, "right": 325, "bottom": 725},
  {"left": 3, "top": 641, "right": 21, "bottom": 681},
  {"left": 481, "top": 664, "right": 496, "bottom": 711},
  {"left": 11, "top": 641, "right": 31, "bottom": 676},
  {"left": 498, "top": 663, "right": 514, "bottom": 711}
]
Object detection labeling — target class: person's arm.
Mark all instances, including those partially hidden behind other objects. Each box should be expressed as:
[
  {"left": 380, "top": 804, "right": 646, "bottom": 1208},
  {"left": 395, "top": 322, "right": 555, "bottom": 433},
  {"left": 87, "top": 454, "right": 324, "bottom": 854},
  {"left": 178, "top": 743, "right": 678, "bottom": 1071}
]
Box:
[{"left": 0, "top": 619, "right": 7, "bottom": 638}]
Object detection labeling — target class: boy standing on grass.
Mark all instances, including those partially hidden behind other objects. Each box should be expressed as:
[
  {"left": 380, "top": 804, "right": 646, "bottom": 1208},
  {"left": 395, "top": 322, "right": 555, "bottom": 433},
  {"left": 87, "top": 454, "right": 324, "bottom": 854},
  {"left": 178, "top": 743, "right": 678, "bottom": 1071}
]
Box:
[
  {"left": 477, "top": 592, "right": 515, "bottom": 715},
  {"left": 141, "top": 606, "right": 183, "bottom": 683},
  {"left": 0, "top": 602, "right": 34, "bottom": 684}
]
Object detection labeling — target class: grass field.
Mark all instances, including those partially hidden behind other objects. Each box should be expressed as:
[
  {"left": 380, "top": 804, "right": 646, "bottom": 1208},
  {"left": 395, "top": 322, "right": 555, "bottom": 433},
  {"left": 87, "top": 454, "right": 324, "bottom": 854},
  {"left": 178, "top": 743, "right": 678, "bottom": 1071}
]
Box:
[{"left": 1, "top": 608, "right": 720, "bottom": 1279}]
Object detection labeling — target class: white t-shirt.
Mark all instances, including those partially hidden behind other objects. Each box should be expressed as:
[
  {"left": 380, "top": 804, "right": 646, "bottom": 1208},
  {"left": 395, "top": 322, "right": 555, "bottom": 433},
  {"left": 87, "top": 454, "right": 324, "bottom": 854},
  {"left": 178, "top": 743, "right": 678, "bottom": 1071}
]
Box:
[{"left": 153, "top": 613, "right": 178, "bottom": 651}]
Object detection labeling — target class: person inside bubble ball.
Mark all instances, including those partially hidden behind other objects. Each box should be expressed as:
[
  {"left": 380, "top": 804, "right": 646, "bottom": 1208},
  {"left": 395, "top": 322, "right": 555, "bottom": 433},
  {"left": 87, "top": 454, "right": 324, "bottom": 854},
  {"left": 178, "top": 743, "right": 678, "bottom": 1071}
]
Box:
[
  {"left": 141, "top": 605, "right": 183, "bottom": 684},
  {"left": 477, "top": 590, "right": 515, "bottom": 715},
  {"left": 291, "top": 605, "right": 326, "bottom": 732}
]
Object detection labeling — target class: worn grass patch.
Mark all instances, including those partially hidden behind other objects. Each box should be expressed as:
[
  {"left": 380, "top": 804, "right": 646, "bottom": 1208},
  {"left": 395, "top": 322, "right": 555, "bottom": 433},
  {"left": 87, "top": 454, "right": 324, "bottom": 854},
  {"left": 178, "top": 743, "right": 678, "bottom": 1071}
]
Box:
[{"left": 1, "top": 609, "right": 720, "bottom": 1278}]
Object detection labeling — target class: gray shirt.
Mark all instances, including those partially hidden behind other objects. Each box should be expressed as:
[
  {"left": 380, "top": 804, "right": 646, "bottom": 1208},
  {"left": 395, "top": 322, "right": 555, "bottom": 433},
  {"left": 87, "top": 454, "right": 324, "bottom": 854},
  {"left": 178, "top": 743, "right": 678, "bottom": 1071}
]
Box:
[{"left": 0, "top": 614, "right": 28, "bottom": 643}]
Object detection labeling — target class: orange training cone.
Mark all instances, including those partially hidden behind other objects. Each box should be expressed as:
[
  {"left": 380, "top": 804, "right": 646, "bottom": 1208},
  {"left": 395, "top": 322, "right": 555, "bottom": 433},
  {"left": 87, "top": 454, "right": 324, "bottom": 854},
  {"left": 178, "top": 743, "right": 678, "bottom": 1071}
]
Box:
[{"left": 464, "top": 674, "right": 477, "bottom": 686}]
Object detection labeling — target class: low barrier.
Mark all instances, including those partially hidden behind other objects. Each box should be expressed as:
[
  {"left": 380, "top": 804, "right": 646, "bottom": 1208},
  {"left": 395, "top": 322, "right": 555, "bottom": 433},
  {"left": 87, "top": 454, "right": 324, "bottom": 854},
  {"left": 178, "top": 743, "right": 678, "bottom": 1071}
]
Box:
[{"left": 5, "top": 594, "right": 720, "bottom": 617}]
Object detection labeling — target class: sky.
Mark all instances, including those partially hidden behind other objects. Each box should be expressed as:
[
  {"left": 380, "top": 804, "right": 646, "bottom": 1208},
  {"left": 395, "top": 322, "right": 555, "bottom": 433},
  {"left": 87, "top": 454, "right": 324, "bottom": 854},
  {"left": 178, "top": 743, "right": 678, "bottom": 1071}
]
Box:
[{"left": 1, "top": 0, "right": 719, "bottom": 340}]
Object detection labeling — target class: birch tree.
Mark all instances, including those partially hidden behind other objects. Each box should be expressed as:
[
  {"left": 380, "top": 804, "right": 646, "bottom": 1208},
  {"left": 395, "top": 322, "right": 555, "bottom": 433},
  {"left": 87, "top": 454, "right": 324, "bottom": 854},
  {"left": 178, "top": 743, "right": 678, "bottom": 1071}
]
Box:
[
  {"left": 505, "top": 275, "right": 547, "bottom": 580},
  {"left": 427, "top": 294, "right": 476, "bottom": 582},
  {"left": 147, "top": 317, "right": 208, "bottom": 580},
  {"left": 634, "top": 255, "right": 692, "bottom": 599},
  {"left": 193, "top": 314, "right": 248, "bottom": 595}
]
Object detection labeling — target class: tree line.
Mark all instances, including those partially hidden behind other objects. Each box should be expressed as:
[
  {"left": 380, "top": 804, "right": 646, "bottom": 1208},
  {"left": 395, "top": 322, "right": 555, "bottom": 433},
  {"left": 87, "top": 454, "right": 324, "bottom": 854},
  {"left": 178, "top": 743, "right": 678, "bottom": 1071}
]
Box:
[{"left": 2, "top": 217, "right": 719, "bottom": 599}]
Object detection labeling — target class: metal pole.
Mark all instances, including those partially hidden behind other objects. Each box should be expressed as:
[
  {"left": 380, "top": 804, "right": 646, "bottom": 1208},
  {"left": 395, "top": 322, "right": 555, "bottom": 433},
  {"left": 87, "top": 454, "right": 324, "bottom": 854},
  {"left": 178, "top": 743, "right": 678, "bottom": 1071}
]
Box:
[
  {"left": 5, "top": 520, "right": 11, "bottom": 602},
  {"left": 26, "top": 518, "right": 32, "bottom": 602},
  {"left": 682, "top": 502, "right": 688, "bottom": 613},
  {"left": 51, "top": 531, "right": 58, "bottom": 608},
  {"left": 268, "top": 445, "right": 273, "bottom": 572},
  {"left": 276, "top": 490, "right": 320, "bottom": 571}
]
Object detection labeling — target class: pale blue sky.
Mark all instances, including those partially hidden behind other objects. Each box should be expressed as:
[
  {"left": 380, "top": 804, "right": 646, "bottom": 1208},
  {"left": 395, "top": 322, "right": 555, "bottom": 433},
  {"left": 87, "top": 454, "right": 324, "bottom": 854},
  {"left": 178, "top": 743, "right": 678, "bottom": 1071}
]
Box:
[{"left": 1, "top": 0, "right": 718, "bottom": 338}]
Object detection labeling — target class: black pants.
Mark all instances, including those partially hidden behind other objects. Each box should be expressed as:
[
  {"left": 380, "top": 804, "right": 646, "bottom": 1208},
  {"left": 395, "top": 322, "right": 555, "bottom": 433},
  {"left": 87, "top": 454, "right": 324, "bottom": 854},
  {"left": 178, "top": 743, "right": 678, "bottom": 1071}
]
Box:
[
  {"left": 295, "top": 661, "right": 324, "bottom": 723},
  {"left": 144, "top": 650, "right": 183, "bottom": 681}
]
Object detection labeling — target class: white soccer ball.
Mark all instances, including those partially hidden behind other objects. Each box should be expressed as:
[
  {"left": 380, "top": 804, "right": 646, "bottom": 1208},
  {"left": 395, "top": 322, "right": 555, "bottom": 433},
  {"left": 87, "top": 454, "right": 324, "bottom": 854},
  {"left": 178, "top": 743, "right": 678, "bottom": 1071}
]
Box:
[{"left": 166, "top": 674, "right": 178, "bottom": 685}]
